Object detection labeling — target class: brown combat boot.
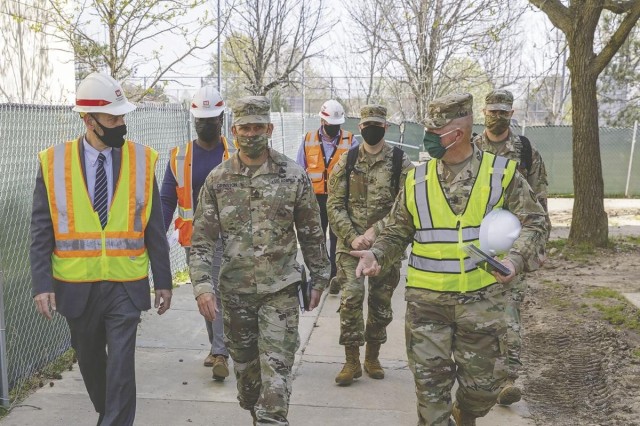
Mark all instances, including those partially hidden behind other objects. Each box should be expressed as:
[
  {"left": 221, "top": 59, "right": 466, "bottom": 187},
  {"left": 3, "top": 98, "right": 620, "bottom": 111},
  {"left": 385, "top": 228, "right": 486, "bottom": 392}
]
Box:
[
  {"left": 496, "top": 378, "right": 522, "bottom": 405},
  {"left": 363, "top": 342, "right": 384, "bottom": 379},
  {"left": 335, "top": 346, "right": 362, "bottom": 386},
  {"left": 451, "top": 402, "right": 476, "bottom": 426},
  {"left": 212, "top": 355, "right": 229, "bottom": 381},
  {"left": 203, "top": 353, "right": 215, "bottom": 367}
]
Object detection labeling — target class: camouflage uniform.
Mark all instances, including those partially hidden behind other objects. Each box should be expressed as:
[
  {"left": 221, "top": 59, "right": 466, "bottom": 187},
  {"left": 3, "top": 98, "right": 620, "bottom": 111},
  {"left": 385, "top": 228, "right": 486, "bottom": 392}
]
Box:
[
  {"left": 473, "top": 89, "right": 550, "bottom": 379},
  {"left": 369, "top": 93, "right": 548, "bottom": 425},
  {"left": 327, "top": 105, "right": 414, "bottom": 348},
  {"left": 190, "top": 96, "right": 330, "bottom": 425}
]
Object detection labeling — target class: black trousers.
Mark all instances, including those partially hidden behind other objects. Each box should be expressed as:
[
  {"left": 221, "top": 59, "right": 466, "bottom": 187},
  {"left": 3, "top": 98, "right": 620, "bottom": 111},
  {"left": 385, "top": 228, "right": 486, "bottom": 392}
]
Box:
[
  {"left": 316, "top": 193, "right": 337, "bottom": 279},
  {"left": 66, "top": 282, "right": 141, "bottom": 426}
]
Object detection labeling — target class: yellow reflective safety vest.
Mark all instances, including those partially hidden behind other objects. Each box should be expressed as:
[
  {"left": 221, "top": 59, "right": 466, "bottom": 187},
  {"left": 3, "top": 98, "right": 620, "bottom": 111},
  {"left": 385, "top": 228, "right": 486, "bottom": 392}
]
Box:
[
  {"left": 405, "top": 152, "right": 517, "bottom": 293},
  {"left": 169, "top": 138, "right": 230, "bottom": 246},
  {"left": 304, "top": 130, "right": 354, "bottom": 194},
  {"left": 39, "top": 139, "right": 158, "bottom": 283}
]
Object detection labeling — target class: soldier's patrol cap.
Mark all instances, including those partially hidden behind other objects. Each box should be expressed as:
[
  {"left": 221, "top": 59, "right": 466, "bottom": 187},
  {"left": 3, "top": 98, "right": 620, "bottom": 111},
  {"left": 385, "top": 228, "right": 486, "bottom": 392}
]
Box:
[
  {"left": 424, "top": 93, "right": 473, "bottom": 129},
  {"left": 232, "top": 96, "right": 271, "bottom": 125},
  {"left": 485, "top": 89, "right": 514, "bottom": 111},
  {"left": 359, "top": 104, "right": 387, "bottom": 125}
]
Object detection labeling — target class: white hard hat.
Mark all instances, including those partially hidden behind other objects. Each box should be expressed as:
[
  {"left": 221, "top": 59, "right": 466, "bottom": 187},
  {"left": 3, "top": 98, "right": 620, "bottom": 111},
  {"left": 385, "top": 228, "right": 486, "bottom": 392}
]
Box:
[
  {"left": 191, "top": 86, "right": 225, "bottom": 118},
  {"left": 319, "top": 99, "right": 345, "bottom": 125},
  {"left": 479, "top": 208, "right": 522, "bottom": 255},
  {"left": 72, "top": 72, "right": 136, "bottom": 115}
]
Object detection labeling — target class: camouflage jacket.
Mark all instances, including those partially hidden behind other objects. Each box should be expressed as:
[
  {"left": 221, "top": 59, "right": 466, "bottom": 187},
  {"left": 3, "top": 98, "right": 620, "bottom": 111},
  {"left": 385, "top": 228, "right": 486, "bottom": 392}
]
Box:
[
  {"left": 327, "top": 142, "right": 414, "bottom": 254},
  {"left": 371, "top": 145, "right": 548, "bottom": 284},
  {"left": 190, "top": 149, "right": 330, "bottom": 298}
]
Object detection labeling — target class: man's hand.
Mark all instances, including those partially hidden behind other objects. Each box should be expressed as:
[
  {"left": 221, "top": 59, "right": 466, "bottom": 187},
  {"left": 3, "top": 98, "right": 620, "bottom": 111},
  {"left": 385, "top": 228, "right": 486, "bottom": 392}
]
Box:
[
  {"left": 34, "top": 292, "right": 56, "bottom": 320},
  {"left": 196, "top": 293, "right": 218, "bottom": 321},
  {"left": 155, "top": 289, "right": 172, "bottom": 315},
  {"left": 307, "top": 289, "right": 322, "bottom": 311},
  {"left": 349, "top": 250, "right": 381, "bottom": 277},
  {"left": 351, "top": 235, "right": 372, "bottom": 250},
  {"left": 363, "top": 227, "right": 376, "bottom": 245},
  {"left": 493, "top": 258, "right": 516, "bottom": 285}
]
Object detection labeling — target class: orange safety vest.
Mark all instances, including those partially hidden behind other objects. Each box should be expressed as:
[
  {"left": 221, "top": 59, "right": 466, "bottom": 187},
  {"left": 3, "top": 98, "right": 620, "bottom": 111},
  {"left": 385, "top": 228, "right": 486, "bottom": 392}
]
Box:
[
  {"left": 38, "top": 138, "right": 157, "bottom": 282},
  {"left": 304, "top": 129, "right": 354, "bottom": 194},
  {"left": 169, "top": 137, "right": 230, "bottom": 246}
]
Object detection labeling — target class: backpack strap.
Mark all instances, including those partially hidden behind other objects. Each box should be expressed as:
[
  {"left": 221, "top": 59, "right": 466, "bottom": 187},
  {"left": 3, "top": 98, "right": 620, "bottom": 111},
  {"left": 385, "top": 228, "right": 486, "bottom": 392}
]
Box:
[
  {"left": 344, "top": 146, "right": 359, "bottom": 206},
  {"left": 519, "top": 135, "right": 533, "bottom": 176},
  {"left": 391, "top": 146, "right": 404, "bottom": 195}
]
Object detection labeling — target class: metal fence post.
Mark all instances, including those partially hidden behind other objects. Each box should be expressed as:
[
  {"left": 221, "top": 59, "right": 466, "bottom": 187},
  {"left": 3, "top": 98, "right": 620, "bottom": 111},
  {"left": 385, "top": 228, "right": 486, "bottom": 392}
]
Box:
[
  {"left": 0, "top": 270, "right": 10, "bottom": 407},
  {"left": 625, "top": 120, "right": 638, "bottom": 197}
]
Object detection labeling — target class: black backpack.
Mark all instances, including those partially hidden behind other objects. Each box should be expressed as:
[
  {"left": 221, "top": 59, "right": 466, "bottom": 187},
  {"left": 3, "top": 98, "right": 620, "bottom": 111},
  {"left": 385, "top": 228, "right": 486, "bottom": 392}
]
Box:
[
  {"left": 472, "top": 133, "right": 533, "bottom": 176},
  {"left": 344, "top": 145, "right": 404, "bottom": 204}
]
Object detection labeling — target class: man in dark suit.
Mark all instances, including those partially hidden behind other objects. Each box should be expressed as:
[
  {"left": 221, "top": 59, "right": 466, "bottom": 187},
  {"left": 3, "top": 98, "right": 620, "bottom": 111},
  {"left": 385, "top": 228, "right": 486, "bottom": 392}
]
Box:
[{"left": 30, "top": 72, "right": 173, "bottom": 426}]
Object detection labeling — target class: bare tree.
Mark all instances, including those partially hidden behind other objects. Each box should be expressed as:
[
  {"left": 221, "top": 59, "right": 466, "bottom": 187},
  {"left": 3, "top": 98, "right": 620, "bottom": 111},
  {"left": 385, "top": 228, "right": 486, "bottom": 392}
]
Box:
[
  {"left": 529, "top": 0, "right": 640, "bottom": 247},
  {"left": 347, "top": 0, "right": 525, "bottom": 121},
  {"left": 224, "top": 0, "right": 329, "bottom": 96},
  {"left": 0, "top": 0, "right": 65, "bottom": 102},
  {"left": 47, "top": 0, "right": 232, "bottom": 101}
]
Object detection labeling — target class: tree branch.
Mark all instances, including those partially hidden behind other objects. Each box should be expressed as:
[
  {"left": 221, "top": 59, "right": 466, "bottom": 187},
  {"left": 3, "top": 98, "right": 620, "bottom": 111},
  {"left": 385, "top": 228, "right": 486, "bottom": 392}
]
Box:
[
  {"left": 528, "top": 0, "right": 572, "bottom": 34},
  {"left": 592, "top": 0, "right": 640, "bottom": 75}
]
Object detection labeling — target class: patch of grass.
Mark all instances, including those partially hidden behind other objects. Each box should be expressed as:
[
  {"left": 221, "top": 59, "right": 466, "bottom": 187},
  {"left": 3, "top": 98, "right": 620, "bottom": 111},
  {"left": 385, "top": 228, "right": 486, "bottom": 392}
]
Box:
[
  {"left": 632, "top": 348, "right": 640, "bottom": 359},
  {"left": 172, "top": 268, "right": 190, "bottom": 288},
  {"left": 586, "top": 288, "right": 625, "bottom": 301},
  {"left": 546, "top": 239, "right": 567, "bottom": 251},
  {"left": 0, "top": 349, "right": 76, "bottom": 418},
  {"left": 592, "top": 303, "right": 640, "bottom": 332}
]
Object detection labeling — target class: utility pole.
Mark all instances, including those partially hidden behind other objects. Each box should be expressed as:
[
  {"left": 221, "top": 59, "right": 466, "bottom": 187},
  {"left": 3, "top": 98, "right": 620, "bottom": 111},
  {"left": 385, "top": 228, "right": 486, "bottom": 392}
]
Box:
[{"left": 217, "top": 0, "right": 222, "bottom": 92}]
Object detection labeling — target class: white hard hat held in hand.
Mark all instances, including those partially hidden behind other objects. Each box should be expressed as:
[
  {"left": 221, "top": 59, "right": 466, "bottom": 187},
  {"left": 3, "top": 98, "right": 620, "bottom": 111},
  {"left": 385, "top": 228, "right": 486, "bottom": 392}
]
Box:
[
  {"left": 479, "top": 208, "right": 522, "bottom": 255},
  {"left": 191, "top": 86, "right": 225, "bottom": 118},
  {"left": 319, "top": 99, "right": 345, "bottom": 125},
  {"left": 72, "top": 72, "right": 136, "bottom": 116}
]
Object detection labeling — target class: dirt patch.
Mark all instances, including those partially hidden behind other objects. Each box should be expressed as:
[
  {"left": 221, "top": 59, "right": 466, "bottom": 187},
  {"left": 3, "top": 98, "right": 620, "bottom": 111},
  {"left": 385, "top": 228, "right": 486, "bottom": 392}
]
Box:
[{"left": 521, "top": 207, "right": 640, "bottom": 425}]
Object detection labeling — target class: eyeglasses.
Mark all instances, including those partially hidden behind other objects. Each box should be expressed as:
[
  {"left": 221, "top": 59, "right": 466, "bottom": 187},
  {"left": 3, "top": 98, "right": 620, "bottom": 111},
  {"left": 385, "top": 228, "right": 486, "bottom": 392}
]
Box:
[{"left": 485, "top": 110, "right": 511, "bottom": 118}]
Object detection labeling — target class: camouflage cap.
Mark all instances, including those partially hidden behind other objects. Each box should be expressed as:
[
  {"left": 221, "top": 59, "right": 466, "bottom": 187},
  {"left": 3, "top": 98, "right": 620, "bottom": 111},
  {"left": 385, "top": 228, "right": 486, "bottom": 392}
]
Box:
[
  {"left": 359, "top": 104, "right": 387, "bottom": 125},
  {"left": 424, "top": 93, "right": 473, "bottom": 129},
  {"left": 485, "top": 89, "right": 514, "bottom": 111},
  {"left": 232, "top": 96, "right": 271, "bottom": 125}
]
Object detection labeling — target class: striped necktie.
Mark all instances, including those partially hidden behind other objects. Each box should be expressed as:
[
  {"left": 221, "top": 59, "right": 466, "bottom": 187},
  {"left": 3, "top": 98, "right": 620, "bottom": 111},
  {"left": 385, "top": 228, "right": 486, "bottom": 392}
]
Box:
[{"left": 94, "top": 153, "right": 108, "bottom": 228}]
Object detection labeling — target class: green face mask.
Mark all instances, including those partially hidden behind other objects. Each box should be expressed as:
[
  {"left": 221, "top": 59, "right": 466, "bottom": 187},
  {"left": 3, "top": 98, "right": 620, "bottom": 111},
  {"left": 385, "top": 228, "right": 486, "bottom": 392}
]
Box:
[
  {"left": 423, "top": 128, "right": 459, "bottom": 159},
  {"left": 236, "top": 134, "right": 269, "bottom": 159},
  {"left": 485, "top": 115, "right": 510, "bottom": 135}
]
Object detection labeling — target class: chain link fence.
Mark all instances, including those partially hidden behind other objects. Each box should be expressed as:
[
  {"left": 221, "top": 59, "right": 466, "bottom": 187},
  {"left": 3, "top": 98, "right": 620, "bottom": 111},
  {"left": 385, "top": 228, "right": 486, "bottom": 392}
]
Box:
[{"left": 0, "top": 102, "right": 638, "bottom": 406}]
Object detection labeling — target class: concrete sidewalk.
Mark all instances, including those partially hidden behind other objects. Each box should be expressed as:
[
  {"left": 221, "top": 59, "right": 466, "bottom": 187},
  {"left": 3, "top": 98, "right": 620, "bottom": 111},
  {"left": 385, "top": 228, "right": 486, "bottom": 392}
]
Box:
[{"left": 1, "top": 279, "right": 534, "bottom": 426}]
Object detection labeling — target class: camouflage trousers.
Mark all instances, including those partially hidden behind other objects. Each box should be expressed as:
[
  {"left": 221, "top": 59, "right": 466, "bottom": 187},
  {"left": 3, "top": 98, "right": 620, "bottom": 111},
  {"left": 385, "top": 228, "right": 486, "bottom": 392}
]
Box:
[
  {"left": 505, "top": 274, "right": 526, "bottom": 377},
  {"left": 405, "top": 292, "right": 508, "bottom": 425},
  {"left": 337, "top": 253, "right": 401, "bottom": 346},
  {"left": 221, "top": 285, "right": 300, "bottom": 426}
]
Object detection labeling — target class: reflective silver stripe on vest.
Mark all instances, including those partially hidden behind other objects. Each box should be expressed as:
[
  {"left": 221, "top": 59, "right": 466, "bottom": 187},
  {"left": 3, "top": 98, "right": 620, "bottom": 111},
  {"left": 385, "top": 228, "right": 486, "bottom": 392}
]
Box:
[
  {"left": 337, "top": 132, "right": 352, "bottom": 149},
  {"left": 174, "top": 144, "right": 187, "bottom": 187},
  {"left": 305, "top": 133, "right": 321, "bottom": 146},
  {"left": 485, "top": 155, "right": 509, "bottom": 215},
  {"left": 414, "top": 227, "right": 480, "bottom": 243},
  {"left": 55, "top": 239, "right": 102, "bottom": 251},
  {"left": 133, "top": 143, "right": 148, "bottom": 232},
  {"left": 106, "top": 237, "right": 145, "bottom": 250},
  {"left": 178, "top": 206, "right": 193, "bottom": 220},
  {"left": 413, "top": 164, "right": 432, "bottom": 229},
  {"left": 52, "top": 144, "right": 69, "bottom": 234},
  {"left": 308, "top": 172, "right": 324, "bottom": 180},
  {"left": 55, "top": 237, "right": 145, "bottom": 252},
  {"left": 174, "top": 143, "right": 194, "bottom": 221},
  {"left": 409, "top": 254, "right": 477, "bottom": 273}
]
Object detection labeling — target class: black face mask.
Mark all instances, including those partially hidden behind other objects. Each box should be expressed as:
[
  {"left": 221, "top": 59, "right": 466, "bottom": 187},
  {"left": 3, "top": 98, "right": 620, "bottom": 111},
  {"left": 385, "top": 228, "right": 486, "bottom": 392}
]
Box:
[
  {"left": 92, "top": 115, "right": 127, "bottom": 148},
  {"left": 361, "top": 125, "right": 385, "bottom": 145},
  {"left": 195, "top": 119, "right": 222, "bottom": 142},
  {"left": 324, "top": 124, "right": 341, "bottom": 138}
]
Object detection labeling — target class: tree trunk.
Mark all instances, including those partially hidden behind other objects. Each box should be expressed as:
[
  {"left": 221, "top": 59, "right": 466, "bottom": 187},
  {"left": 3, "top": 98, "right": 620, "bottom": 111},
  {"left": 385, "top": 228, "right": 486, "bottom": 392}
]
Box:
[{"left": 567, "top": 42, "right": 608, "bottom": 247}]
